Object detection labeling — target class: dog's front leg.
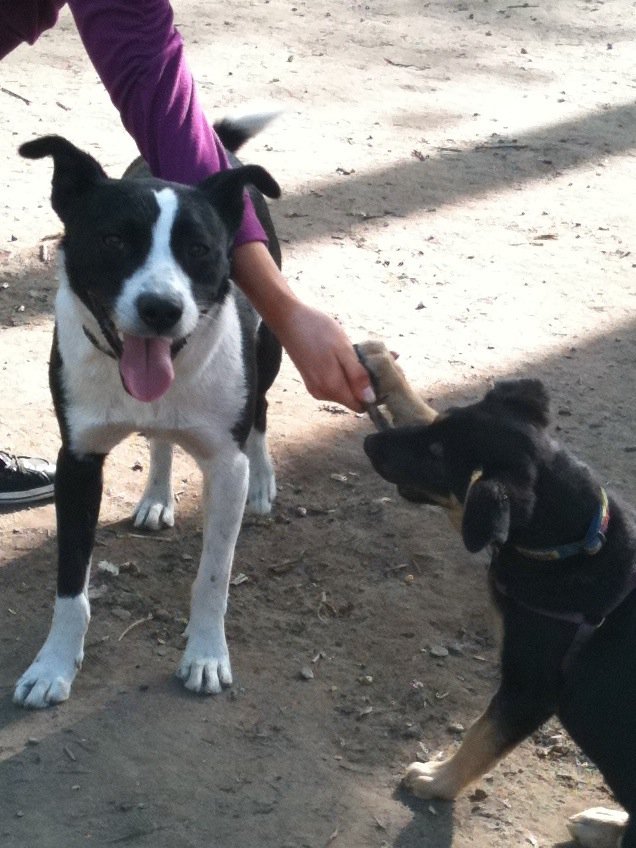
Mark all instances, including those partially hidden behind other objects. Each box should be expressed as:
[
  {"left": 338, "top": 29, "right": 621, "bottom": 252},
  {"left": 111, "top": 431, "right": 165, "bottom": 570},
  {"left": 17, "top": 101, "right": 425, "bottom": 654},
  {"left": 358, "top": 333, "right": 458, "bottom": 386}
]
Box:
[
  {"left": 404, "top": 701, "right": 508, "bottom": 800},
  {"left": 177, "top": 449, "right": 249, "bottom": 695},
  {"left": 14, "top": 449, "right": 104, "bottom": 708},
  {"left": 404, "top": 685, "right": 554, "bottom": 800},
  {"left": 355, "top": 340, "right": 437, "bottom": 426}
]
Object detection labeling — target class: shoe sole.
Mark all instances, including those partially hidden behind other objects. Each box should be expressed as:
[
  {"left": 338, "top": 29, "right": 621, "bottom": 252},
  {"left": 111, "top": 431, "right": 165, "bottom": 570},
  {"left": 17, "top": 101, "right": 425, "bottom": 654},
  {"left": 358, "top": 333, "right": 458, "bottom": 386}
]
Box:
[{"left": 0, "top": 486, "right": 55, "bottom": 505}]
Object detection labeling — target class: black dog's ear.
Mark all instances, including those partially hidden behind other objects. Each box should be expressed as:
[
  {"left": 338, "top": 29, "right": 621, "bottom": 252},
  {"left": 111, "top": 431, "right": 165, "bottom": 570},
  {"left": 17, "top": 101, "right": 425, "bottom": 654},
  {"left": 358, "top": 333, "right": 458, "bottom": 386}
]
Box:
[
  {"left": 19, "top": 135, "right": 108, "bottom": 222},
  {"left": 462, "top": 477, "right": 511, "bottom": 553},
  {"left": 485, "top": 379, "right": 550, "bottom": 428},
  {"left": 199, "top": 165, "right": 281, "bottom": 239}
]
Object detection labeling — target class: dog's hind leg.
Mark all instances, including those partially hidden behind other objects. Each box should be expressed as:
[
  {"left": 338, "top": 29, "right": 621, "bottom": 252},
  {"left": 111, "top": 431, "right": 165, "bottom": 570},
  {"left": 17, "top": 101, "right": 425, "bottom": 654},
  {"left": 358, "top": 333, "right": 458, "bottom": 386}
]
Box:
[
  {"left": 245, "top": 322, "right": 280, "bottom": 515},
  {"left": 133, "top": 439, "right": 175, "bottom": 530},
  {"left": 245, "top": 426, "right": 276, "bottom": 514},
  {"left": 14, "top": 449, "right": 104, "bottom": 708},
  {"left": 177, "top": 446, "right": 249, "bottom": 694}
]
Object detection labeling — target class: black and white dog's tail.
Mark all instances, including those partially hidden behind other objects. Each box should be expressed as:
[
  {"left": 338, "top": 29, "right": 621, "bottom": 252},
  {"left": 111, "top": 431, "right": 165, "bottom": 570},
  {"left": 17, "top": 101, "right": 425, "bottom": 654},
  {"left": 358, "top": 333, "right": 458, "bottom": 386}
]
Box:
[{"left": 214, "top": 108, "right": 282, "bottom": 154}]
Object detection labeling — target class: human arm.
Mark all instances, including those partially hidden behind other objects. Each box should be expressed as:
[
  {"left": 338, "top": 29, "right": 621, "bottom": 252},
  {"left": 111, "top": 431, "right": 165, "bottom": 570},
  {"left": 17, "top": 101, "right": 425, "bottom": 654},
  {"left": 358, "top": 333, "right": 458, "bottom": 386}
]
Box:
[
  {"left": 68, "top": 0, "right": 372, "bottom": 409},
  {"left": 232, "top": 242, "right": 374, "bottom": 411},
  {"left": 66, "top": 0, "right": 266, "bottom": 246}
]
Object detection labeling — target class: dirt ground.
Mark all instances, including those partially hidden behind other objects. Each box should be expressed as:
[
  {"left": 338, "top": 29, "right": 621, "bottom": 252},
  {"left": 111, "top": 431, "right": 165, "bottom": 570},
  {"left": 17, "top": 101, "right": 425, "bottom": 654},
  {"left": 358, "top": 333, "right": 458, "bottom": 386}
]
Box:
[{"left": 1, "top": 1, "right": 635, "bottom": 846}]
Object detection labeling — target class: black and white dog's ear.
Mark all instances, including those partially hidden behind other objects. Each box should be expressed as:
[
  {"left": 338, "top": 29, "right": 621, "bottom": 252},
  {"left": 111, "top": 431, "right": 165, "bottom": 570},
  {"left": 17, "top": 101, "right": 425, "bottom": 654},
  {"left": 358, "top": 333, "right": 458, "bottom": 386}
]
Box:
[
  {"left": 199, "top": 165, "right": 281, "bottom": 240},
  {"left": 485, "top": 379, "right": 550, "bottom": 428},
  {"left": 19, "top": 135, "right": 108, "bottom": 222},
  {"left": 462, "top": 477, "right": 511, "bottom": 553}
]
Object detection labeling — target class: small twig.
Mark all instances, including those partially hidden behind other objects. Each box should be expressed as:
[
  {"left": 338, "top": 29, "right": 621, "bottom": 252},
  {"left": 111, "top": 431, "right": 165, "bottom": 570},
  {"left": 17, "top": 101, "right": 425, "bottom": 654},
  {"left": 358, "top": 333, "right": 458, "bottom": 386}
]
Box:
[
  {"left": 1, "top": 87, "right": 31, "bottom": 105},
  {"left": 317, "top": 592, "right": 338, "bottom": 623},
  {"left": 474, "top": 143, "right": 529, "bottom": 151},
  {"left": 126, "top": 533, "right": 173, "bottom": 542},
  {"left": 384, "top": 57, "right": 430, "bottom": 70},
  {"left": 118, "top": 613, "right": 153, "bottom": 641},
  {"left": 268, "top": 556, "right": 304, "bottom": 574}
]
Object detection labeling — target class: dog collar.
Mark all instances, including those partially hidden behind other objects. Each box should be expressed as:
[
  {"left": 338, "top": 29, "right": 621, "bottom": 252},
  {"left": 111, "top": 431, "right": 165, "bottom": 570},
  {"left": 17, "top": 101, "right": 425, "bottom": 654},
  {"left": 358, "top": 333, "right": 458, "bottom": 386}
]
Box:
[
  {"left": 82, "top": 325, "right": 188, "bottom": 360},
  {"left": 514, "top": 487, "right": 610, "bottom": 561},
  {"left": 82, "top": 292, "right": 123, "bottom": 360},
  {"left": 83, "top": 324, "right": 117, "bottom": 359}
]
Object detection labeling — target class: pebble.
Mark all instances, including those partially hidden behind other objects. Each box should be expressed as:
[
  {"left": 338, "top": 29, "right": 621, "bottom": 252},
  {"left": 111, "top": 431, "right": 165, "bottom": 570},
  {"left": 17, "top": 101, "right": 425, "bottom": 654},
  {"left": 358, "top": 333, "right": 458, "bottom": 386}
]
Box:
[
  {"left": 470, "top": 787, "right": 489, "bottom": 801},
  {"left": 329, "top": 473, "right": 348, "bottom": 483},
  {"left": 97, "top": 560, "right": 120, "bottom": 576},
  {"left": 429, "top": 645, "right": 449, "bottom": 658},
  {"left": 299, "top": 666, "right": 314, "bottom": 680},
  {"left": 153, "top": 608, "right": 171, "bottom": 622},
  {"left": 110, "top": 607, "right": 132, "bottom": 621}
]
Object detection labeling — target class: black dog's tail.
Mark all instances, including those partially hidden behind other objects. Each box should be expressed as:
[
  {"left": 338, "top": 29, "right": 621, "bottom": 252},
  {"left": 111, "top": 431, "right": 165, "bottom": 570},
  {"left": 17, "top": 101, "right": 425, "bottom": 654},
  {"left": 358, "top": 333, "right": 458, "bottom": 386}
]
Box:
[{"left": 214, "top": 109, "right": 282, "bottom": 153}]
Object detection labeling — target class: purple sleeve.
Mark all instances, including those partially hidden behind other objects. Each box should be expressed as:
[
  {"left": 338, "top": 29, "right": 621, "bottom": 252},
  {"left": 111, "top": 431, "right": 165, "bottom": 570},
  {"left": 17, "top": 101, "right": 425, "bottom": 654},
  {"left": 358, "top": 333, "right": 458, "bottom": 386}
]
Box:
[
  {"left": 0, "top": 1, "right": 66, "bottom": 60},
  {"left": 66, "top": 0, "right": 267, "bottom": 247}
]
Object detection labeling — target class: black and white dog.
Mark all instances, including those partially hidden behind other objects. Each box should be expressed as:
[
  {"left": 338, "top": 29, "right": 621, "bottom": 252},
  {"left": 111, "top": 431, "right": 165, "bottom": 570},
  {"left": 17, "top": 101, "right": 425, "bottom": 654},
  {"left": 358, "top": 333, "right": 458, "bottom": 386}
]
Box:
[{"left": 14, "top": 117, "right": 282, "bottom": 708}]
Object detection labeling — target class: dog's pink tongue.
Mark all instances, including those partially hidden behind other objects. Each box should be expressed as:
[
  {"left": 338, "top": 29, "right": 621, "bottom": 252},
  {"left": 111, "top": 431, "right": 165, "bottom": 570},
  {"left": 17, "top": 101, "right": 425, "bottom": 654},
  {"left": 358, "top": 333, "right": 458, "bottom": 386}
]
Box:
[{"left": 120, "top": 335, "right": 174, "bottom": 402}]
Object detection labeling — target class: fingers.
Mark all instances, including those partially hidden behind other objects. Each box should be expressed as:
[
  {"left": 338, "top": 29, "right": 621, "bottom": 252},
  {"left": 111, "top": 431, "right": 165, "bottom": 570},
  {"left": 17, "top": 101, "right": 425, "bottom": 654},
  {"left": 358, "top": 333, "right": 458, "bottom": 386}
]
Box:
[
  {"left": 301, "top": 356, "right": 368, "bottom": 411},
  {"left": 278, "top": 304, "right": 374, "bottom": 411},
  {"left": 309, "top": 335, "right": 374, "bottom": 412}
]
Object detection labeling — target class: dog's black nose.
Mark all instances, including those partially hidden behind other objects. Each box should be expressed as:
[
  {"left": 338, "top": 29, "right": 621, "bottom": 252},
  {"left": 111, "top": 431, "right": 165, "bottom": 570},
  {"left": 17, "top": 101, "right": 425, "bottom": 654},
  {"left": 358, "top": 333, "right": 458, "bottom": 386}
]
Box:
[{"left": 136, "top": 293, "right": 183, "bottom": 333}]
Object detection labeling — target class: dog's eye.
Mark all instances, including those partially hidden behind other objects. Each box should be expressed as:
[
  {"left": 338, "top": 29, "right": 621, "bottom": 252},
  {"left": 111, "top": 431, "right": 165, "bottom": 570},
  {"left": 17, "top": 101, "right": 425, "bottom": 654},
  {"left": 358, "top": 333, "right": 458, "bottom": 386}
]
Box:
[
  {"left": 102, "top": 234, "right": 125, "bottom": 250},
  {"left": 429, "top": 442, "right": 444, "bottom": 458},
  {"left": 188, "top": 243, "right": 210, "bottom": 259}
]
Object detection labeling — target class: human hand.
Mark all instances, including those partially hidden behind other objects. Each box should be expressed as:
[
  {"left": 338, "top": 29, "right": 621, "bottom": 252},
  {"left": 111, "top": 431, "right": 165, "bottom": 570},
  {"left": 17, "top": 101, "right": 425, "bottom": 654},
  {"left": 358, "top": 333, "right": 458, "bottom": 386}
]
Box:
[
  {"left": 230, "top": 241, "right": 373, "bottom": 411},
  {"left": 275, "top": 300, "right": 374, "bottom": 412}
]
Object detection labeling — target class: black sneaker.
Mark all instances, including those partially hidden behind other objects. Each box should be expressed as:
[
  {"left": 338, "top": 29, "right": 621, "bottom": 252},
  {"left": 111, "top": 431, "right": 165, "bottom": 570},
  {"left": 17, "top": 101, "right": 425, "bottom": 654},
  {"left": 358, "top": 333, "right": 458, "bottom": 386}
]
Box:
[{"left": 0, "top": 452, "right": 56, "bottom": 505}]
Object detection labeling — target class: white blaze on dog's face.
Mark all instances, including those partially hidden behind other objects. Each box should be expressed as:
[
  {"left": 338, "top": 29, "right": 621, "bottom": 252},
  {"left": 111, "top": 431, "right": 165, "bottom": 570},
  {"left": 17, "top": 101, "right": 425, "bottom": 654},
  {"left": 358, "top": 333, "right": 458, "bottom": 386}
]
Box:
[
  {"left": 113, "top": 187, "right": 222, "bottom": 402},
  {"left": 114, "top": 189, "right": 200, "bottom": 338}
]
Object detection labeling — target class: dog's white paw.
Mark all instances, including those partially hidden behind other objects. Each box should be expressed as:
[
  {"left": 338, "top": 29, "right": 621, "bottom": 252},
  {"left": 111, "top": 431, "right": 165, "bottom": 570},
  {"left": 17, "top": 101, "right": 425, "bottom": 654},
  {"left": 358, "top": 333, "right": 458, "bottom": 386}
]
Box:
[
  {"left": 403, "top": 759, "right": 459, "bottom": 801},
  {"left": 13, "top": 656, "right": 76, "bottom": 709},
  {"left": 246, "top": 461, "right": 276, "bottom": 515},
  {"left": 134, "top": 440, "right": 175, "bottom": 529},
  {"left": 133, "top": 494, "right": 175, "bottom": 530},
  {"left": 177, "top": 627, "right": 232, "bottom": 695},
  {"left": 245, "top": 430, "right": 276, "bottom": 515},
  {"left": 14, "top": 648, "right": 80, "bottom": 708},
  {"left": 567, "top": 807, "right": 628, "bottom": 848},
  {"left": 14, "top": 595, "right": 88, "bottom": 709}
]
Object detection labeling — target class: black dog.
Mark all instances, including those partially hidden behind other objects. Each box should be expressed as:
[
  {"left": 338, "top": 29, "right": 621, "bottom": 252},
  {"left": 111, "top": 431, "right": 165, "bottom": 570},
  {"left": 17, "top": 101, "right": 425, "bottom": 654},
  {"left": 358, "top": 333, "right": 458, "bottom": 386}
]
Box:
[{"left": 364, "top": 374, "right": 636, "bottom": 847}]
